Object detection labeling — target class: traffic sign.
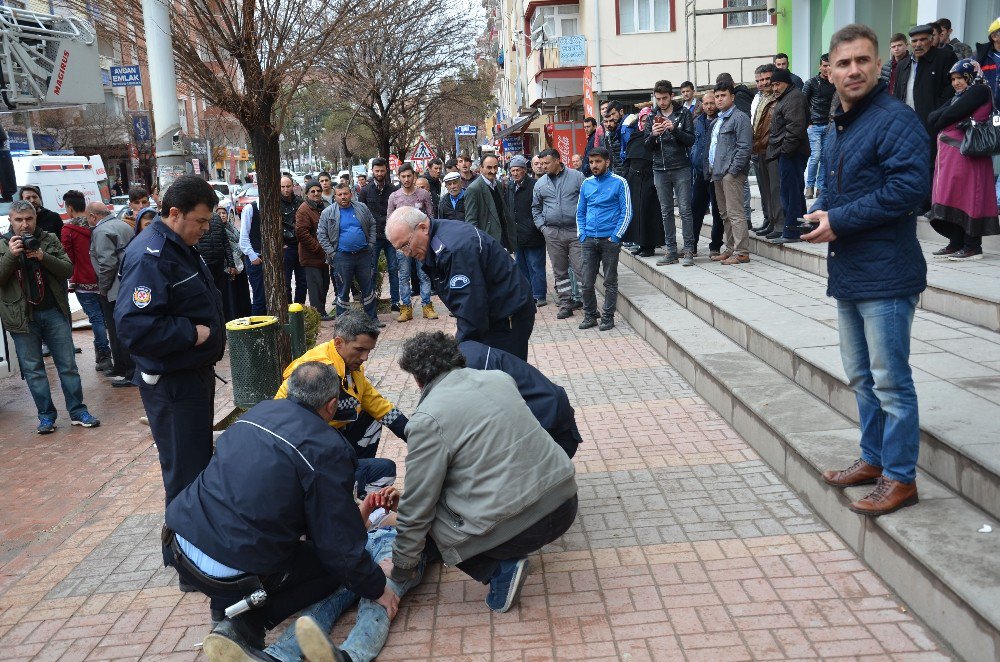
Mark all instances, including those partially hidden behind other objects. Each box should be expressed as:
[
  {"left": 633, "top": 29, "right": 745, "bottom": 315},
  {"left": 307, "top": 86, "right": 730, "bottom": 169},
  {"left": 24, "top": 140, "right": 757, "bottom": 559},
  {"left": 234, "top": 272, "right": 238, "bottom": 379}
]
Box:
[
  {"left": 388, "top": 154, "right": 400, "bottom": 170},
  {"left": 455, "top": 125, "right": 477, "bottom": 136},
  {"left": 411, "top": 137, "right": 435, "bottom": 160},
  {"left": 111, "top": 65, "right": 142, "bottom": 87},
  {"left": 132, "top": 115, "right": 150, "bottom": 143}
]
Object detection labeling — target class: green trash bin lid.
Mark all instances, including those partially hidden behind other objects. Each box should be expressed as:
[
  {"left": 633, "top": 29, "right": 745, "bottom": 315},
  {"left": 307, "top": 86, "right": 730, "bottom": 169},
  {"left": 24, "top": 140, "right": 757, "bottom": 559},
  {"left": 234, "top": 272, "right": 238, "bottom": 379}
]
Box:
[{"left": 225, "top": 315, "right": 278, "bottom": 331}]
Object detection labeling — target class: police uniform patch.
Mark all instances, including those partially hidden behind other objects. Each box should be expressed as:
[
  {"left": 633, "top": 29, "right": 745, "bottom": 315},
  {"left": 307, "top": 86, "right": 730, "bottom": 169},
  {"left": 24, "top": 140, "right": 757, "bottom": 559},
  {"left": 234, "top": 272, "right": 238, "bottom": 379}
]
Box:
[
  {"left": 449, "top": 274, "right": 470, "bottom": 289},
  {"left": 133, "top": 286, "right": 152, "bottom": 308}
]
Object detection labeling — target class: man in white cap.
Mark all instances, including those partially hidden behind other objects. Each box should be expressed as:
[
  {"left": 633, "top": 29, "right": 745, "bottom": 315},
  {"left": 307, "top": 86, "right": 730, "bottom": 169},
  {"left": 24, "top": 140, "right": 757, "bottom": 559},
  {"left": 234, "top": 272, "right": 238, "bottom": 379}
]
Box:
[{"left": 439, "top": 171, "right": 466, "bottom": 221}]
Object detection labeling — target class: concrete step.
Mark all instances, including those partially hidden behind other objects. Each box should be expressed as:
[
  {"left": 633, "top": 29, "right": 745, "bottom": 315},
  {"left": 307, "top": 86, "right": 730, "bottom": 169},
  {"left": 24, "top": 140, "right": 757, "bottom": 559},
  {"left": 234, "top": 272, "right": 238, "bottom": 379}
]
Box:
[
  {"left": 723, "top": 197, "right": 1000, "bottom": 331},
  {"left": 608, "top": 263, "right": 1000, "bottom": 661},
  {"left": 620, "top": 248, "right": 1000, "bottom": 525}
]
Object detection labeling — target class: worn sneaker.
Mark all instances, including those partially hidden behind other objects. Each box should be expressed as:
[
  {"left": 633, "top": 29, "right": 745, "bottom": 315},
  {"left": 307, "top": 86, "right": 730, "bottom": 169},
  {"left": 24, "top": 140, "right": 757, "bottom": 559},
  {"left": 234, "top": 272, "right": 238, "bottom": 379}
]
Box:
[
  {"left": 656, "top": 253, "right": 679, "bottom": 266},
  {"left": 485, "top": 558, "right": 530, "bottom": 613},
  {"left": 948, "top": 248, "right": 984, "bottom": 261},
  {"left": 931, "top": 245, "right": 960, "bottom": 259},
  {"left": 556, "top": 307, "right": 574, "bottom": 319},
  {"left": 71, "top": 411, "right": 101, "bottom": 428},
  {"left": 37, "top": 417, "right": 56, "bottom": 434},
  {"left": 578, "top": 316, "right": 598, "bottom": 330},
  {"left": 681, "top": 252, "right": 694, "bottom": 267},
  {"left": 422, "top": 303, "right": 440, "bottom": 319},
  {"left": 295, "top": 615, "right": 349, "bottom": 662},
  {"left": 535, "top": 299, "right": 548, "bottom": 307},
  {"left": 390, "top": 303, "right": 401, "bottom": 312},
  {"left": 599, "top": 317, "right": 615, "bottom": 331},
  {"left": 111, "top": 376, "right": 134, "bottom": 388},
  {"left": 203, "top": 617, "right": 269, "bottom": 661}
]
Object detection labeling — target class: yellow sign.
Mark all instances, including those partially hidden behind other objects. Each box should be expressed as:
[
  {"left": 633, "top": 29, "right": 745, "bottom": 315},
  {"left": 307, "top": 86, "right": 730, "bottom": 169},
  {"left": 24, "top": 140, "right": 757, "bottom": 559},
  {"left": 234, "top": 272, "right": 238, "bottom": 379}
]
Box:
[{"left": 239, "top": 149, "right": 249, "bottom": 161}]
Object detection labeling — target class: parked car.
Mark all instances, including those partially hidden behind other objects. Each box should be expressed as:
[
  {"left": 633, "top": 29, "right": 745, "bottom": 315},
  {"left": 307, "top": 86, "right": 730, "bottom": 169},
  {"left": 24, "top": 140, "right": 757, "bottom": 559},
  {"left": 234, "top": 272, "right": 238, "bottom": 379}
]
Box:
[{"left": 235, "top": 185, "right": 259, "bottom": 214}]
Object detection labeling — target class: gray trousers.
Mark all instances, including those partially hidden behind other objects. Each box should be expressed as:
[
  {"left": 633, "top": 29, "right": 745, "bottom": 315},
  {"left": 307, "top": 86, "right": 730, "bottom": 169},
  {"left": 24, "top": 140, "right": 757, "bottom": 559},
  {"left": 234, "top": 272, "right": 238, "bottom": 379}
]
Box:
[
  {"left": 580, "top": 237, "right": 621, "bottom": 320},
  {"left": 541, "top": 225, "right": 584, "bottom": 309},
  {"left": 714, "top": 173, "right": 750, "bottom": 256},
  {"left": 756, "top": 156, "right": 784, "bottom": 232},
  {"left": 653, "top": 168, "right": 695, "bottom": 254}
]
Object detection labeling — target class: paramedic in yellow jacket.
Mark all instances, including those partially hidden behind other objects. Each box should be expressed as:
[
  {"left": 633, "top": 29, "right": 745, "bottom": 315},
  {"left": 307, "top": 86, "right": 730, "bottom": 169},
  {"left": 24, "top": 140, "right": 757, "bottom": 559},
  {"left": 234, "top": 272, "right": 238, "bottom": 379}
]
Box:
[{"left": 276, "top": 310, "right": 409, "bottom": 462}]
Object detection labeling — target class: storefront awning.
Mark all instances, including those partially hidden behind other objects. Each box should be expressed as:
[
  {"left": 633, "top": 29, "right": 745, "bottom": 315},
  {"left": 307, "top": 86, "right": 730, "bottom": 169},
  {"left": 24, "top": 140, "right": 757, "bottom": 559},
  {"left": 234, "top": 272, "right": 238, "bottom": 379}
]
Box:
[{"left": 494, "top": 112, "right": 538, "bottom": 141}]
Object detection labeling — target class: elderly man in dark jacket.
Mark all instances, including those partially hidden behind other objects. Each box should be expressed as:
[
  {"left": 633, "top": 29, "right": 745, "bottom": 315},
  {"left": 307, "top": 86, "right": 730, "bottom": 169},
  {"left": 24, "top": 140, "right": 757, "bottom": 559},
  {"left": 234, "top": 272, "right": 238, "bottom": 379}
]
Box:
[
  {"left": 803, "top": 24, "right": 929, "bottom": 518},
  {"left": 891, "top": 24, "right": 957, "bottom": 129},
  {"left": 766, "top": 68, "right": 811, "bottom": 243},
  {"left": 505, "top": 155, "right": 546, "bottom": 305}
]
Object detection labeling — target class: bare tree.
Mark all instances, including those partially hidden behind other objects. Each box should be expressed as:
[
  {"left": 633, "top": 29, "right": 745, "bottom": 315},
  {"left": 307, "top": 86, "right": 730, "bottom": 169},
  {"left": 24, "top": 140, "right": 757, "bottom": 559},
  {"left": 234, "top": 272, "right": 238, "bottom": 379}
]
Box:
[
  {"left": 424, "top": 63, "right": 496, "bottom": 160},
  {"left": 80, "top": 0, "right": 388, "bottom": 363},
  {"left": 322, "top": 0, "right": 485, "bottom": 160}
]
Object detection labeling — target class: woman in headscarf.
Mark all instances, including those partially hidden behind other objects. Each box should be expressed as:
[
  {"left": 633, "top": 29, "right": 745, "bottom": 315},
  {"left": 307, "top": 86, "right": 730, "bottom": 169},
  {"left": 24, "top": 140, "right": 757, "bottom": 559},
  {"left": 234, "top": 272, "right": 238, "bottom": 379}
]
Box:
[
  {"left": 620, "top": 106, "right": 664, "bottom": 256},
  {"left": 927, "top": 58, "right": 1000, "bottom": 260},
  {"left": 295, "top": 180, "right": 332, "bottom": 320}
]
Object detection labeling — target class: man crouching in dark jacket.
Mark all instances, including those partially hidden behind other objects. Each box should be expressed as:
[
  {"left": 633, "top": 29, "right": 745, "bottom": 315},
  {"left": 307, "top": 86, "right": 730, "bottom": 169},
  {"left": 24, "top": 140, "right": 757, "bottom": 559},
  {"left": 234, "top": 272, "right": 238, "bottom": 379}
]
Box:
[
  {"left": 803, "top": 24, "right": 929, "bottom": 517},
  {"left": 165, "top": 362, "right": 398, "bottom": 660}
]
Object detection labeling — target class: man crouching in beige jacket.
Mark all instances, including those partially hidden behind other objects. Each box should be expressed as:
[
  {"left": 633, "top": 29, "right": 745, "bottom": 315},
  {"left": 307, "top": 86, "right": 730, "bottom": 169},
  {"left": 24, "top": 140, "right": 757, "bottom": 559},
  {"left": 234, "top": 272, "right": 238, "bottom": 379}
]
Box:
[{"left": 387, "top": 331, "right": 578, "bottom": 613}]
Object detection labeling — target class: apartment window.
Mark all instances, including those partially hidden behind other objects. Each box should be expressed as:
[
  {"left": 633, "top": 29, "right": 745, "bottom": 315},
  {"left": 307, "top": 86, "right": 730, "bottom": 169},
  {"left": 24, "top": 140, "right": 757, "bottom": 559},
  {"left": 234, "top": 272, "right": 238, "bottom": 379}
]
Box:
[
  {"left": 619, "top": 0, "right": 670, "bottom": 34},
  {"left": 530, "top": 5, "right": 579, "bottom": 47},
  {"left": 725, "top": 0, "right": 769, "bottom": 27}
]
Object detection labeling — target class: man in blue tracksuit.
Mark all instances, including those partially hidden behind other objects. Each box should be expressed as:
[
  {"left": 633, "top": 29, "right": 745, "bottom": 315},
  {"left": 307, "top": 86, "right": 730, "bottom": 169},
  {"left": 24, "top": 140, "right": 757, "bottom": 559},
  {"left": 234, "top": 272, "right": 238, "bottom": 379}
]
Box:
[{"left": 576, "top": 147, "right": 632, "bottom": 331}]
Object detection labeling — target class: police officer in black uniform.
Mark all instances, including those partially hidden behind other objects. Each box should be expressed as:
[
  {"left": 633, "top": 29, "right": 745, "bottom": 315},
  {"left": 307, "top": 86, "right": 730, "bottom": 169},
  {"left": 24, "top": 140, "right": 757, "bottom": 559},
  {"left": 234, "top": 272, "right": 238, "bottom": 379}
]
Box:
[
  {"left": 386, "top": 207, "right": 535, "bottom": 361},
  {"left": 164, "top": 361, "right": 397, "bottom": 661},
  {"left": 115, "top": 175, "right": 225, "bottom": 508}
]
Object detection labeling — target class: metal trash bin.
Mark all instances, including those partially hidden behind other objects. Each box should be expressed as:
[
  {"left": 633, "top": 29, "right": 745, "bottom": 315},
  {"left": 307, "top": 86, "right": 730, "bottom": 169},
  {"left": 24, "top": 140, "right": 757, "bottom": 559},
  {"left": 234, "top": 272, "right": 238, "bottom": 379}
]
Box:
[{"left": 226, "top": 315, "right": 282, "bottom": 408}]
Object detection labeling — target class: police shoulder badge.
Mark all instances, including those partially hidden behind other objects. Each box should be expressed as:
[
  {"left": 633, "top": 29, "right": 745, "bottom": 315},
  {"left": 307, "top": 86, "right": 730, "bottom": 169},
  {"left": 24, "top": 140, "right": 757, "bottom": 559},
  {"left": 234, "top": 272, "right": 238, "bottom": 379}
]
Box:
[
  {"left": 449, "top": 274, "right": 470, "bottom": 289},
  {"left": 133, "top": 286, "right": 152, "bottom": 308}
]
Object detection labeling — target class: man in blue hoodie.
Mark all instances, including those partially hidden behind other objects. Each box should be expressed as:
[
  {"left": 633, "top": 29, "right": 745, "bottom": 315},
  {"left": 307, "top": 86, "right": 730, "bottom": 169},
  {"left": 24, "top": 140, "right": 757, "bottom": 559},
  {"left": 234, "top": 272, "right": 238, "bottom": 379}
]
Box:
[{"left": 576, "top": 147, "right": 632, "bottom": 331}]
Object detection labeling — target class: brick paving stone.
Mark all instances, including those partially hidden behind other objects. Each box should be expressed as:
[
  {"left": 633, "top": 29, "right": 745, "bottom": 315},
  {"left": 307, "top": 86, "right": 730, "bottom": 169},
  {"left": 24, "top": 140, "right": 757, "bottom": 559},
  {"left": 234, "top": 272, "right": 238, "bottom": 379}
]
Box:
[{"left": 0, "top": 298, "right": 955, "bottom": 660}]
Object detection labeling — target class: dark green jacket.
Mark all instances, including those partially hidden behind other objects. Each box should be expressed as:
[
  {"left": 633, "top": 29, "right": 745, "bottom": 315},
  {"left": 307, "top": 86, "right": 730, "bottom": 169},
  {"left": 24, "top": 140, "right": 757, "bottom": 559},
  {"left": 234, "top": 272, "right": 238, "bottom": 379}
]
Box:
[
  {"left": 0, "top": 230, "right": 74, "bottom": 333},
  {"left": 463, "top": 175, "right": 516, "bottom": 251}
]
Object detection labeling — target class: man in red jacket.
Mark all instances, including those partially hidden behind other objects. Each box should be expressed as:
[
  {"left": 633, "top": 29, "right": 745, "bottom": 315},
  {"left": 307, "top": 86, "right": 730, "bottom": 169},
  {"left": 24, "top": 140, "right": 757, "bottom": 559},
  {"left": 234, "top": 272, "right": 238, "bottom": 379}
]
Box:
[{"left": 60, "top": 190, "right": 112, "bottom": 371}]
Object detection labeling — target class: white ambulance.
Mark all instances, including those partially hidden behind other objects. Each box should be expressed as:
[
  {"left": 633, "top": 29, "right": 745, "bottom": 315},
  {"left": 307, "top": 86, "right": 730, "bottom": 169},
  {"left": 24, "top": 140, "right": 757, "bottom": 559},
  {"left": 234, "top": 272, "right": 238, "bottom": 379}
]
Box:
[{"left": 0, "top": 152, "right": 110, "bottom": 234}]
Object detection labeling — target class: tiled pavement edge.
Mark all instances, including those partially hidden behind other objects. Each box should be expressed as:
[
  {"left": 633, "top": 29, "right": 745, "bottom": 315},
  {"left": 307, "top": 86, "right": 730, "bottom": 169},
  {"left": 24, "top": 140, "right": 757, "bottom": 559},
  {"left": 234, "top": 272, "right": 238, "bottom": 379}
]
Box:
[{"left": 0, "top": 299, "right": 953, "bottom": 660}]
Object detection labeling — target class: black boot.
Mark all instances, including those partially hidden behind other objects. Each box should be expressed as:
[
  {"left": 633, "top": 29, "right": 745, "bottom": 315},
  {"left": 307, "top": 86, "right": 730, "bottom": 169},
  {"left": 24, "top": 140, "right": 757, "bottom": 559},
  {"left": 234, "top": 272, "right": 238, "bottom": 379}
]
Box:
[{"left": 95, "top": 348, "right": 113, "bottom": 372}]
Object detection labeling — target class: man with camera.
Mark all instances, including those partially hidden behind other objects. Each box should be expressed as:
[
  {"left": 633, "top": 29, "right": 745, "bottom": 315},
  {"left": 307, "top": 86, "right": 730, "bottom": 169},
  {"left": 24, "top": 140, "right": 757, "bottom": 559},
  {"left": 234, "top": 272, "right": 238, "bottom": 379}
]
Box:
[{"left": 0, "top": 200, "right": 100, "bottom": 433}]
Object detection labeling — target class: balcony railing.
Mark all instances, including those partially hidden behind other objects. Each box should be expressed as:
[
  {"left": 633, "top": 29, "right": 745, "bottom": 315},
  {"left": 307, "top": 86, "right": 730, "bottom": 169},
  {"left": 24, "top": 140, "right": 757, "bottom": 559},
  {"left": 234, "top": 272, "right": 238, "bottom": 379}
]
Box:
[{"left": 537, "top": 35, "right": 586, "bottom": 71}]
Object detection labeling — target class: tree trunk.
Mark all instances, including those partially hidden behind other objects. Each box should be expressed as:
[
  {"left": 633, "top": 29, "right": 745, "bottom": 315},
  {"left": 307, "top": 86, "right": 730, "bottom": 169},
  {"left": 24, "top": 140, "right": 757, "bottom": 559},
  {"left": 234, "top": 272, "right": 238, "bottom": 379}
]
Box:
[{"left": 248, "top": 125, "right": 292, "bottom": 368}]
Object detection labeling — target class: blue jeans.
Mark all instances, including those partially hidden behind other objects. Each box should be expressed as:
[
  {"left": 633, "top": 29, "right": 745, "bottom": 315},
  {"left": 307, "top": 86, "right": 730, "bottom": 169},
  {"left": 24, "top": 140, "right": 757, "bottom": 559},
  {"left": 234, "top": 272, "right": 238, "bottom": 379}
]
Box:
[
  {"left": 397, "top": 254, "right": 431, "bottom": 306},
  {"left": 653, "top": 168, "right": 695, "bottom": 254},
  {"left": 75, "top": 291, "right": 110, "bottom": 354},
  {"left": 516, "top": 245, "right": 547, "bottom": 300},
  {"left": 283, "top": 246, "right": 307, "bottom": 305},
  {"left": 10, "top": 306, "right": 88, "bottom": 421},
  {"left": 372, "top": 238, "right": 400, "bottom": 305},
  {"left": 265, "top": 528, "right": 426, "bottom": 662},
  {"left": 779, "top": 153, "right": 808, "bottom": 239},
  {"left": 805, "top": 124, "right": 829, "bottom": 189},
  {"left": 247, "top": 261, "right": 265, "bottom": 315},
  {"left": 837, "top": 296, "right": 920, "bottom": 483},
  {"left": 332, "top": 248, "right": 377, "bottom": 319}
]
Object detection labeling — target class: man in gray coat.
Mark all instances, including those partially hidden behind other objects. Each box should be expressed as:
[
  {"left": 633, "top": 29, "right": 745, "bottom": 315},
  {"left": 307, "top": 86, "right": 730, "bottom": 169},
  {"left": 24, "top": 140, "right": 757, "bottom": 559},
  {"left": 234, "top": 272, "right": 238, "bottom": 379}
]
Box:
[
  {"left": 389, "top": 331, "right": 578, "bottom": 614},
  {"left": 317, "top": 183, "right": 383, "bottom": 325},
  {"left": 531, "top": 148, "right": 585, "bottom": 318},
  {"left": 463, "top": 154, "right": 516, "bottom": 252},
  {"left": 88, "top": 201, "right": 136, "bottom": 386},
  {"left": 704, "top": 82, "right": 754, "bottom": 265}
]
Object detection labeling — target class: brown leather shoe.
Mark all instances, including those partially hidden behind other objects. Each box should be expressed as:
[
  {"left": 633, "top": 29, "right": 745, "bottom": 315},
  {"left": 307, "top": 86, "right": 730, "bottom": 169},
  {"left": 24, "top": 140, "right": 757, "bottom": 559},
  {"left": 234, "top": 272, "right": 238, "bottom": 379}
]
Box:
[
  {"left": 720, "top": 254, "right": 750, "bottom": 265},
  {"left": 709, "top": 251, "right": 733, "bottom": 262},
  {"left": 848, "top": 477, "right": 918, "bottom": 516},
  {"left": 823, "top": 459, "right": 882, "bottom": 487}
]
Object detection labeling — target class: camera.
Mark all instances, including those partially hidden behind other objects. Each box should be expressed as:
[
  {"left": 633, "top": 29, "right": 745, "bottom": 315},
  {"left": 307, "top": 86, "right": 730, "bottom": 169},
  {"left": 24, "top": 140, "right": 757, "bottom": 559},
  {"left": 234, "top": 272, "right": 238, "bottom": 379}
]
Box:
[
  {"left": 21, "top": 233, "right": 40, "bottom": 252},
  {"left": 792, "top": 218, "right": 818, "bottom": 233}
]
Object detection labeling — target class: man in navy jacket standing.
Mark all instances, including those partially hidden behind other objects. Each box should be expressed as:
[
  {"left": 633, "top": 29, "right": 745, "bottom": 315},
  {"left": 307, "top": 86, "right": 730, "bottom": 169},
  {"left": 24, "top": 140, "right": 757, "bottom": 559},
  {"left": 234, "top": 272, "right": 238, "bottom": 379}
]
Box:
[{"left": 803, "top": 24, "right": 929, "bottom": 517}]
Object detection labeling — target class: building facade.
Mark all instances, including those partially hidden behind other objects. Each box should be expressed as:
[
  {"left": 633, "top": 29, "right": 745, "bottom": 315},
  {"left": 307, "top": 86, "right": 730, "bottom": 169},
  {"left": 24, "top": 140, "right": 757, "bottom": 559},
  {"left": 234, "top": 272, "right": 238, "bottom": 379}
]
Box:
[{"left": 489, "top": 0, "right": 778, "bottom": 157}]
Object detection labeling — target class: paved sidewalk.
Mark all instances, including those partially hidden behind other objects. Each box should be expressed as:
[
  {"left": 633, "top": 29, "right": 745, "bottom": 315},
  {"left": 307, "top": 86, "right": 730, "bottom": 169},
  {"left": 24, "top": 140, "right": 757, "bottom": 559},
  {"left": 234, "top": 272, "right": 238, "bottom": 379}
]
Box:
[{"left": 0, "top": 304, "right": 952, "bottom": 660}]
